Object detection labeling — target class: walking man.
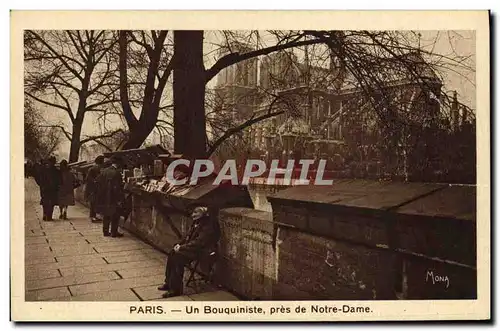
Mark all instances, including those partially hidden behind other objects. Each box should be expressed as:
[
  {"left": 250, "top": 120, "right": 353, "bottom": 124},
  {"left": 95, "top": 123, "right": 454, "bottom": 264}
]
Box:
[
  {"left": 95, "top": 155, "right": 125, "bottom": 238},
  {"left": 157, "top": 206, "right": 220, "bottom": 298},
  {"left": 85, "top": 155, "right": 104, "bottom": 223}
]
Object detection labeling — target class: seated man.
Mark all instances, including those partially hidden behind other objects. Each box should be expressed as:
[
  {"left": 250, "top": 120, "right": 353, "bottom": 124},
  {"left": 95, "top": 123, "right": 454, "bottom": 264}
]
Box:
[{"left": 158, "top": 206, "right": 220, "bottom": 298}]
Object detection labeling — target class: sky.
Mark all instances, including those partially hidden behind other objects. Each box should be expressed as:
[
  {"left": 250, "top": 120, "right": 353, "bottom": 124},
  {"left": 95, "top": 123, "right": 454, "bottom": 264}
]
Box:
[{"left": 35, "top": 30, "right": 476, "bottom": 160}]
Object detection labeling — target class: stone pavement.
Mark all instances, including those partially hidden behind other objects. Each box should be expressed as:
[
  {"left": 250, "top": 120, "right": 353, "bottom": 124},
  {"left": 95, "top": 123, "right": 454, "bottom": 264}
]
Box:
[{"left": 24, "top": 178, "right": 239, "bottom": 302}]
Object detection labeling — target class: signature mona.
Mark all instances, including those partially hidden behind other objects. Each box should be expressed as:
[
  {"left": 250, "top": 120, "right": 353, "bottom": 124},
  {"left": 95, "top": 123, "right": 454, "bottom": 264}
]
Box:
[{"left": 426, "top": 270, "right": 450, "bottom": 288}]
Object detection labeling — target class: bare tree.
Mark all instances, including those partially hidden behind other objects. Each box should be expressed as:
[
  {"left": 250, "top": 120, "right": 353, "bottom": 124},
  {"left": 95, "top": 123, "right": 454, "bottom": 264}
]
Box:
[
  {"left": 117, "top": 30, "right": 174, "bottom": 150},
  {"left": 24, "top": 30, "right": 121, "bottom": 162}
]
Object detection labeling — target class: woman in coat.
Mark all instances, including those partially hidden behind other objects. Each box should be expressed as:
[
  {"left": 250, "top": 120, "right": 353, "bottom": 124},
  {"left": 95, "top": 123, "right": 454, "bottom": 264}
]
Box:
[{"left": 57, "top": 159, "right": 76, "bottom": 220}]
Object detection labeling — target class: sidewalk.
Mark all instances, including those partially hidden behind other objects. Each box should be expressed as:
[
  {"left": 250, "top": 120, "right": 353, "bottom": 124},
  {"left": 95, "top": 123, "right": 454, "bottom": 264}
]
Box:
[{"left": 24, "top": 178, "right": 238, "bottom": 302}]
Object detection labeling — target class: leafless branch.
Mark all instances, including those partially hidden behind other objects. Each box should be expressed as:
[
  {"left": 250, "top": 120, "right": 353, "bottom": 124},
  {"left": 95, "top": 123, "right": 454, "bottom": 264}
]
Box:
[{"left": 40, "top": 124, "right": 73, "bottom": 141}]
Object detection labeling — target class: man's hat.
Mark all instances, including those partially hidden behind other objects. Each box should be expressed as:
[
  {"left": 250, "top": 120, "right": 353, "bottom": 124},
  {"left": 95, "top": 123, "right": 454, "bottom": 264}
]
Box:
[
  {"left": 110, "top": 155, "right": 124, "bottom": 166},
  {"left": 47, "top": 156, "right": 57, "bottom": 165},
  {"left": 95, "top": 155, "right": 105, "bottom": 164}
]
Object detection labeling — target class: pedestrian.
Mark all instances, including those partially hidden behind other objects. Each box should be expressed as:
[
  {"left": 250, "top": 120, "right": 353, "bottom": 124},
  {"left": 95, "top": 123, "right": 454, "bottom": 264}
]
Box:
[
  {"left": 32, "top": 160, "right": 42, "bottom": 184},
  {"left": 95, "top": 155, "right": 125, "bottom": 238},
  {"left": 84, "top": 155, "right": 105, "bottom": 223},
  {"left": 25, "top": 160, "right": 34, "bottom": 178},
  {"left": 57, "top": 159, "right": 76, "bottom": 220},
  {"left": 157, "top": 206, "right": 220, "bottom": 298},
  {"left": 34, "top": 156, "right": 61, "bottom": 221}
]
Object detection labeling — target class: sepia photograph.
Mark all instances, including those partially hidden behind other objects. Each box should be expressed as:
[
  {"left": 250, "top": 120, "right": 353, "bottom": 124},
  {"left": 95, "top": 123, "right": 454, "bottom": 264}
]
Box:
[{"left": 11, "top": 10, "right": 490, "bottom": 322}]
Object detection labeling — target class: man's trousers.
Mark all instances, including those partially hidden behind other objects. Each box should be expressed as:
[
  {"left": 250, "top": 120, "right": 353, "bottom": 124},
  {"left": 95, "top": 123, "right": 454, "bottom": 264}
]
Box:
[
  {"left": 164, "top": 251, "right": 194, "bottom": 295},
  {"left": 103, "top": 212, "right": 120, "bottom": 235}
]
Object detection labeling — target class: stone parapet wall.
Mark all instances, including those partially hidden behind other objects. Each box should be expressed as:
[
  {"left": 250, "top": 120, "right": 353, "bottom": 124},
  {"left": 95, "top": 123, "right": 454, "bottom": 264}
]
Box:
[
  {"left": 215, "top": 208, "right": 276, "bottom": 299},
  {"left": 268, "top": 180, "right": 477, "bottom": 300}
]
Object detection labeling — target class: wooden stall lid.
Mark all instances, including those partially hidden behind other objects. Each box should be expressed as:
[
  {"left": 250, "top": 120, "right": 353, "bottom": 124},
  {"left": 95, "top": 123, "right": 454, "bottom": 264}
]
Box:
[
  {"left": 149, "top": 175, "right": 254, "bottom": 212},
  {"left": 103, "top": 145, "right": 171, "bottom": 169},
  {"left": 158, "top": 153, "right": 183, "bottom": 159},
  {"left": 68, "top": 160, "right": 87, "bottom": 167},
  {"left": 394, "top": 184, "right": 476, "bottom": 221},
  {"left": 266, "top": 179, "right": 472, "bottom": 216}
]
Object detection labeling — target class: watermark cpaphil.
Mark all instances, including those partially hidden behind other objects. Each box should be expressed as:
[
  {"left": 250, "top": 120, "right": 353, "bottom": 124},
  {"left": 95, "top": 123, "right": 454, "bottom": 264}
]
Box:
[{"left": 164, "top": 158, "right": 335, "bottom": 186}]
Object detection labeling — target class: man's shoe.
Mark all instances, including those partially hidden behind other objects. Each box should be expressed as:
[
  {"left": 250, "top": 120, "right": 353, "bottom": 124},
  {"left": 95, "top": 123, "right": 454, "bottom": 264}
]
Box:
[
  {"left": 91, "top": 218, "right": 101, "bottom": 223},
  {"left": 111, "top": 232, "right": 124, "bottom": 238},
  {"left": 157, "top": 284, "right": 170, "bottom": 291},
  {"left": 103, "top": 232, "right": 111, "bottom": 237},
  {"left": 162, "top": 291, "right": 181, "bottom": 298}
]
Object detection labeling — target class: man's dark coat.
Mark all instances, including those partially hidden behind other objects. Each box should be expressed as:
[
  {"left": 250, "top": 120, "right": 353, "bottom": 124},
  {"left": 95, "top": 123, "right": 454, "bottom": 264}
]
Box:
[
  {"left": 84, "top": 164, "right": 101, "bottom": 202},
  {"left": 94, "top": 165, "right": 125, "bottom": 217},
  {"left": 176, "top": 215, "right": 221, "bottom": 259},
  {"left": 35, "top": 165, "right": 61, "bottom": 206}
]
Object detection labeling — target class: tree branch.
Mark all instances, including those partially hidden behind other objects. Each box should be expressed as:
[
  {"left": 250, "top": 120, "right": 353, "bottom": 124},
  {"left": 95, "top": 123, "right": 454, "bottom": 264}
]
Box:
[
  {"left": 40, "top": 125, "right": 72, "bottom": 141},
  {"left": 93, "top": 36, "right": 119, "bottom": 65},
  {"left": 131, "top": 31, "right": 153, "bottom": 57},
  {"left": 75, "top": 31, "right": 90, "bottom": 59},
  {"left": 205, "top": 35, "right": 323, "bottom": 83},
  {"left": 152, "top": 54, "right": 174, "bottom": 112},
  {"left": 88, "top": 57, "right": 114, "bottom": 96},
  {"left": 118, "top": 30, "right": 138, "bottom": 129},
  {"left": 52, "top": 75, "right": 80, "bottom": 94},
  {"left": 25, "top": 91, "right": 75, "bottom": 123},
  {"left": 157, "top": 119, "right": 173, "bottom": 127},
  {"left": 207, "top": 110, "right": 284, "bottom": 157},
  {"left": 159, "top": 103, "right": 174, "bottom": 111},
  {"left": 66, "top": 30, "right": 88, "bottom": 63},
  {"left": 29, "top": 31, "right": 84, "bottom": 82},
  {"left": 80, "top": 129, "right": 125, "bottom": 144},
  {"left": 81, "top": 138, "right": 113, "bottom": 152},
  {"left": 86, "top": 98, "right": 119, "bottom": 110},
  {"left": 49, "top": 83, "right": 75, "bottom": 123},
  {"left": 139, "top": 31, "right": 168, "bottom": 123}
]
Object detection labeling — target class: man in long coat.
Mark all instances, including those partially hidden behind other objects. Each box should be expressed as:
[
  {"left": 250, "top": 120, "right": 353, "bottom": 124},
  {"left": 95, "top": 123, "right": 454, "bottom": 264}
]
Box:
[
  {"left": 94, "top": 155, "right": 125, "bottom": 237},
  {"left": 84, "top": 155, "right": 104, "bottom": 222},
  {"left": 157, "top": 206, "right": 221, "bottom": 298},
  {"left": 34, "top": 156, "right": 61, "bottom": 221}
]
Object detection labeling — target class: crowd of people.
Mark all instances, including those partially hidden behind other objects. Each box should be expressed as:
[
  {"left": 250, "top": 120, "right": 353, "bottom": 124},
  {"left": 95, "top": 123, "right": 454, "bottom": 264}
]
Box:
[
  {"left": 26, "top": 154, "right": 127, "bottom": 238},
  {"left": 27, "top": 156, "right": 79, "bottom": 222}
]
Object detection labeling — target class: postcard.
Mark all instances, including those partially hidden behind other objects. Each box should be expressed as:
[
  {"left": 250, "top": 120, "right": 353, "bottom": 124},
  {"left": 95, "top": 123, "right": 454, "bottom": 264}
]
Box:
[{"left": 11, "top": 10, "right": 490, "bottom": 322}]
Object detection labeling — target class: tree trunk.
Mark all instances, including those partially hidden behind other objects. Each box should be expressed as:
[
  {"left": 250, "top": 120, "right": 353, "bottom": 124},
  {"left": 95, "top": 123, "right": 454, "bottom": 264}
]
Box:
[
  {"left": 68, "top": 121, "right": 82, "bottom": 162},
  {"left": 121, "top": 135, "right": 144, "bottom": 150},
  {"left": 120, "top": 108, "right": 157, "bottom": 150},
  {"left": 69, "top": 71, "right": 91, "bottom": 162},
  {"left": 173, "top": 30, "right": 207, "bottom": 159}
]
